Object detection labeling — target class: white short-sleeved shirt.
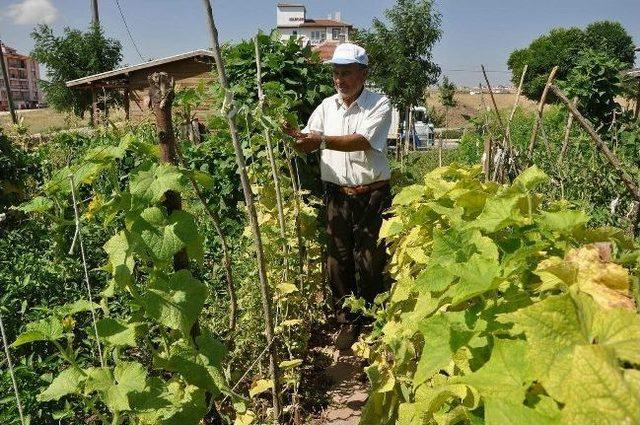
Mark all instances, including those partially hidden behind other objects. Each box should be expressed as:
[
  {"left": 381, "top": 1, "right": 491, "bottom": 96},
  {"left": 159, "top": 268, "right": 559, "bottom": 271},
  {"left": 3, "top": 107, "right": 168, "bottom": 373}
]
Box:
[{"left": 303, "top": 89, "right": 392, "bottom": 187}]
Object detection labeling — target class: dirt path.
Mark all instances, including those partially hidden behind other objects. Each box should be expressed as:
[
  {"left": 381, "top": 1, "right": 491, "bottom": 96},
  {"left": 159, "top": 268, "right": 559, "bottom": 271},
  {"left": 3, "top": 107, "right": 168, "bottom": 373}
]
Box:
[{"left": 301, "top": 321, "right": 369, "bottom": 425}]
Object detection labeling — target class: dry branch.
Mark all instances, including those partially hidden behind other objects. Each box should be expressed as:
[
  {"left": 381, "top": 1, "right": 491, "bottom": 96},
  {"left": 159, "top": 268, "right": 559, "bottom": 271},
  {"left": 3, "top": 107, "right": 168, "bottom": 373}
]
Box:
[{"left": 528, "top": 66, "right": 558, "bottom": 158}]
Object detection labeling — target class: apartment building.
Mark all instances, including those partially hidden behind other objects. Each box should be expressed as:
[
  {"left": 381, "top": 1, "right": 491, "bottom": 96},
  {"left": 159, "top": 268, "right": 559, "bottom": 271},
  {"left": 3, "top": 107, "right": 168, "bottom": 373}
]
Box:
[
  {"left": 276, "top": 3, "right": 353, "bottom": 60},
  {"left": 1, "top": 43, "right": 43, "bottom": 111}
]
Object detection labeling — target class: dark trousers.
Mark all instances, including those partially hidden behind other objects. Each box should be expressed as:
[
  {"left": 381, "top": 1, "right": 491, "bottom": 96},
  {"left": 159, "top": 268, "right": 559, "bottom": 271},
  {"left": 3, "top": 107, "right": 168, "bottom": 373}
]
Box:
[{"left": 325, "top": 182, "right": 392, "bottom": 323}]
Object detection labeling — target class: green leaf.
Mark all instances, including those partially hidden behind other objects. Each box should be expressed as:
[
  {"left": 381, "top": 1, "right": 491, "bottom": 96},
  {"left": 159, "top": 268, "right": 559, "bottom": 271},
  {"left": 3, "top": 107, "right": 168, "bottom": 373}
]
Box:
[
  {"left": 414, "top": 314, "right": 454, "bottom": 386},
  {"left": 560, "top": 345, "right": 640, "bottom": 425},
  {"left": 128, "top": 207, "right": 204, "bottom": 264},
  {"left": 379, "top": 216, "right": 404, "bottom": 239},
  {"left": 55, "top": 299, "right": 100, "bottom": 317},
  {"left": 365, "top": 363, "right": 396, "bottom": 393},
  {"left": 393, "top": 184, "right": 425, "bottom": 206},
  {"left": 249, "top": 379, "right": 273, "bottom": 398},
  {"left": 446, "top": 254, "right": 501, "bottom": 306},
  {"left": 16, "top": 196, "right": 54, "bottom": 213},
  {"left": 511, "top": 166, "right": 548, "bottom": 191},
  {"left": 539, "top": 210, "right": 589, "bottom": 231},
  {"left": 133, "top": 379, "right": 206, "bottom": 425},
  {"left": 154, "top": 339, "right": 225, "bottom": 396},
  {"left": 499, "top": 294, "right": 589, "bottom": 400},
  {"left": 37, "top": 367, "right": 86, "bottom": 402},
  {"left": 485, "top": 398, "right": 561, "bottom": 425},
  {"left": 591, "top": 306, "right": 640, "bottom": 365},
  {"left": 85, "top": 362, "right": 147, "bottom": 413},
  {"left": 95, "top": 318, "right": 139, "bottom": 347},
  {"left": 415, "top": 264, "right": 455, "bottom": 293},
  {"left": 279, "top": 359, "right": 303, "bottom": 369},
  {"left": 189, "top": 170, "right": 214, "bottom": 190},
  {"left": 140, "top": 270, "right": 208, "bottom": 336},
  {"left": 103, "top": 230, "right": 135, "bottom": 288},
  {"left": 130, "top": 163, "right": 187, "bottom": 204},
  {"left": 12, "top": 316, "right": 64, "bottom": 347},
  {"left": 469, "top": 195, "right": 523, "bottom": 232},
  {"left": 455, "top": 339, "right": 531, "bottom": 402}
]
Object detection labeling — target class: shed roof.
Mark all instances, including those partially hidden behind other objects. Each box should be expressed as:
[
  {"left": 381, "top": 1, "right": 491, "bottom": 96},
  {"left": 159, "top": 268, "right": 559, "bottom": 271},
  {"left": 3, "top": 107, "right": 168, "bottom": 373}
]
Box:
[{"left": 66, "top": 49, "right": 214, "bottom": 88}]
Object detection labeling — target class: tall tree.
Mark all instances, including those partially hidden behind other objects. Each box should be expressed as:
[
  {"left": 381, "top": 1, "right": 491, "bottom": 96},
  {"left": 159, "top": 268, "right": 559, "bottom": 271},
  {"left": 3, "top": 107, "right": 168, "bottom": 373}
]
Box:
[
  {"left": 30, "top": 24, "right": 122, "bottom": 118},
  {"left": 357, "top": 0, "right": 442, "bottom": 111},
  {"left": 507, "top": 21, "right": 635, "bottom": 102}
]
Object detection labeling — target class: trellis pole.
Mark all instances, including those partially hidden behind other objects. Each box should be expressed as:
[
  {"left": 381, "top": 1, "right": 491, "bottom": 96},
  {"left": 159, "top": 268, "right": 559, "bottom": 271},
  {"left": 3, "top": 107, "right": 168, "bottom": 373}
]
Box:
[
  {"left": 201, "top": 0, "right": 282, "bottom": 420},
  {"left": 0, "top": 311, "right": 26, "bottom": 425},
  {"left": 69, "top": 174, "right": 105, "bottom": 367}
]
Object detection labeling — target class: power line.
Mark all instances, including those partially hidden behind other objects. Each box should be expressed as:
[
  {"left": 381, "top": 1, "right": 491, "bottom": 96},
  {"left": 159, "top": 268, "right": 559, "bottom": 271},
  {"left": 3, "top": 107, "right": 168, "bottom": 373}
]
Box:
[{"left": 114, "top": 0, "right": 145, "bottom": 62}]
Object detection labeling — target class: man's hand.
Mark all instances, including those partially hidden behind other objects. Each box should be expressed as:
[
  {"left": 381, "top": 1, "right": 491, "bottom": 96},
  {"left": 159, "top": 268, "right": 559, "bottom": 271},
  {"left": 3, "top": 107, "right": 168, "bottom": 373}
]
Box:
[
  {"left": 294, "top": 132, "right": 322, "bottom": 154},
  {"left": 283, "top": 122, "right": 303, "bottom": 139}
]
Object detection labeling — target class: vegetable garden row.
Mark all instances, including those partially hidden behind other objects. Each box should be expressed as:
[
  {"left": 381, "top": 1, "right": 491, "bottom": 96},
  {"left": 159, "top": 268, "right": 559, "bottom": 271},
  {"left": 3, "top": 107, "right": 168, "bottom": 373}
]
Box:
[{"left": 2, "top": 6, "right": 640, "bottom": 425}]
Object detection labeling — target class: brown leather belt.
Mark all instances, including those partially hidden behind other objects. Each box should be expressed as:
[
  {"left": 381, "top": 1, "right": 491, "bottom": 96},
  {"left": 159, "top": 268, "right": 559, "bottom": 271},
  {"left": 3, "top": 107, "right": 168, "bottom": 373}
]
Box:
[{"left": 337, "top": 180, "right": 390, "bottom": 196}]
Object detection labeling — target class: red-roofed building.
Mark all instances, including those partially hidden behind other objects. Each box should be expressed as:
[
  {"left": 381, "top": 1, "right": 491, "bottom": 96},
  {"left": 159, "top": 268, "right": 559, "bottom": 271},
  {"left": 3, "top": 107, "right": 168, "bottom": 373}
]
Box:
[{"left": 276, "top": 3, "right": 353, "bottom": 59}]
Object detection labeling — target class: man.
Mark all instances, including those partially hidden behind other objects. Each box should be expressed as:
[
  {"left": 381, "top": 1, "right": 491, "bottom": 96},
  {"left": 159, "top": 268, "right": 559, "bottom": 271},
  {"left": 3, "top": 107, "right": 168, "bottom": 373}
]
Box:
[{"left": 288, "top": 43, "right": 392, "bottom": 349}]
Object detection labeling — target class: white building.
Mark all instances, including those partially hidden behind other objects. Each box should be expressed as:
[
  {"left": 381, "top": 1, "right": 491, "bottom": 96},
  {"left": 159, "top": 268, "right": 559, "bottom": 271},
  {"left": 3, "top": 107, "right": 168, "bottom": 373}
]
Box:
[{"left": 276, "top": 3, "right": 353, "bottom": 60}]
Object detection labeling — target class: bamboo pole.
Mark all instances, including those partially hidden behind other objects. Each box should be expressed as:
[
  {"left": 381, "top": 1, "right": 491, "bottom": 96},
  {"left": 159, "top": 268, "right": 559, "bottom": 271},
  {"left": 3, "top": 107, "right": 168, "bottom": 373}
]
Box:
[
  {"left": 550, "top": 84, "right": 640, "bottom": 202},
  {"left": 528, "top": 66, "right": 558, "bottom": 157},
  {"left": 201, "top": 1, "right": 282, "bottom": 420},
  {"left": 255, "top": 34, "right": 289, "bottom": 282}
]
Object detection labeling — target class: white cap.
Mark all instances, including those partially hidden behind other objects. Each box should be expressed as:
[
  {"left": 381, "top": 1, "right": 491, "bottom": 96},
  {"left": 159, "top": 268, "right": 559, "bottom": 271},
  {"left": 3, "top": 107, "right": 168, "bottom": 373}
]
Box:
[{"left": 325, "top": 43, "right": 368, "bottom": 66}]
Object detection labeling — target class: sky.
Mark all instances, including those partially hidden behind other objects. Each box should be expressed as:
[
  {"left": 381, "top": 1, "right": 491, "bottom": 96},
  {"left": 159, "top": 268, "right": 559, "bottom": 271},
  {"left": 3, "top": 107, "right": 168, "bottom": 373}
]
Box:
[{"left": 1, "top": 0, "right": 639, "bottom": 87}]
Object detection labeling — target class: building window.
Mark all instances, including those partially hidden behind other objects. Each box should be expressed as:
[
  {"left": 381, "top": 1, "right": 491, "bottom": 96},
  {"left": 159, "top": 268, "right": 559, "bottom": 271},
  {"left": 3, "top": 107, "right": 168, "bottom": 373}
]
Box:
[
  {"left": 332, "top": 28, "right": 341, "bottom": 40},
  {"left": 311, "top": 30, "right": 324, "bottom": 40},
  {"left": 292, "top": 30, "right": 297, "bottom": 36}
]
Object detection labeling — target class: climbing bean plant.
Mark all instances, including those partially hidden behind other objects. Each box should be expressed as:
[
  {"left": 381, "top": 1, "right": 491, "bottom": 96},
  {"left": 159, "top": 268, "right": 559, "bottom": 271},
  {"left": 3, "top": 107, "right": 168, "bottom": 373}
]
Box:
[{"left": 13, "top": 131, "right": 244, "bottom": 424}]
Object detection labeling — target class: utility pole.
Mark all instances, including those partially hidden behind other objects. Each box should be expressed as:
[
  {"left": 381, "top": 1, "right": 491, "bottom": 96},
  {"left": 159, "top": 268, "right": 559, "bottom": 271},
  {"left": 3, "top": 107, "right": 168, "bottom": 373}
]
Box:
[
  {"left": 0, "top": 41, "right": 18, "bottom": 125},
  {"left": 91, "top": 0, "right": 99, "bottom": 27}
]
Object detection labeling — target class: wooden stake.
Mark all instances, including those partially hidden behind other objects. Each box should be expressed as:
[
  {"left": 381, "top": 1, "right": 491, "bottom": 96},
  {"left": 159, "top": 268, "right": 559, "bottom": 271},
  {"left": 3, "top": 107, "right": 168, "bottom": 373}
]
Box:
[
  {"left": 91, "top": 86, "right": 98, "bottom": 127},
  {"left": 558, "top": 97, "right": 578, "bottom": 165},
  {"left": 550, "top": 84, "right": 640, "bottom": 202},
  {"left": 123, "top": 87, "right": 130, "bottom": 120},
  {"left": 634, "top": 79, "right": 640, "bottom": 120},
  {"left": 0, "top": 41, "right": 18, "bottom": 124},
  {"left": 481, "top": 65, "right": 506, "bottom": 141},
  {"left": 148, "top": 72, "right": 188, "bottom": 270},
  {"left": 201, "top": 1, "right": 282, "bottom": 420},
  {"left": 528, "top": 66, "right": 558, "bottom": 157}
]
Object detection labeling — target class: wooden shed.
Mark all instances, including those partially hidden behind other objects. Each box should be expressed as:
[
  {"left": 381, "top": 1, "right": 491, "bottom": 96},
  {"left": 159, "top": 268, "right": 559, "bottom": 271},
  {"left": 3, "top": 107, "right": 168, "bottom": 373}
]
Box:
[{"left": 66, "top": 50, "right": 215, "bottom": 124}]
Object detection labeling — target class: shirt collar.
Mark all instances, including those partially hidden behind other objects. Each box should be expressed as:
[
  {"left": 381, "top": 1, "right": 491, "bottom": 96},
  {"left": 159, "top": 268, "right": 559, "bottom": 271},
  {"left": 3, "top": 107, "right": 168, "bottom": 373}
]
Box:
[{"left": 335, "top": 88, "right": 369, "bottom": 110}]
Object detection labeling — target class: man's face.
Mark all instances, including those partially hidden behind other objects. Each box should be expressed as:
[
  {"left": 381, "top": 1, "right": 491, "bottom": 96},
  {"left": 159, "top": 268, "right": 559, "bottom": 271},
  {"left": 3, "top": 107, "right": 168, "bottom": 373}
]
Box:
[{"left": 333, "top": 63, "right": 368, "bottom": 100}]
